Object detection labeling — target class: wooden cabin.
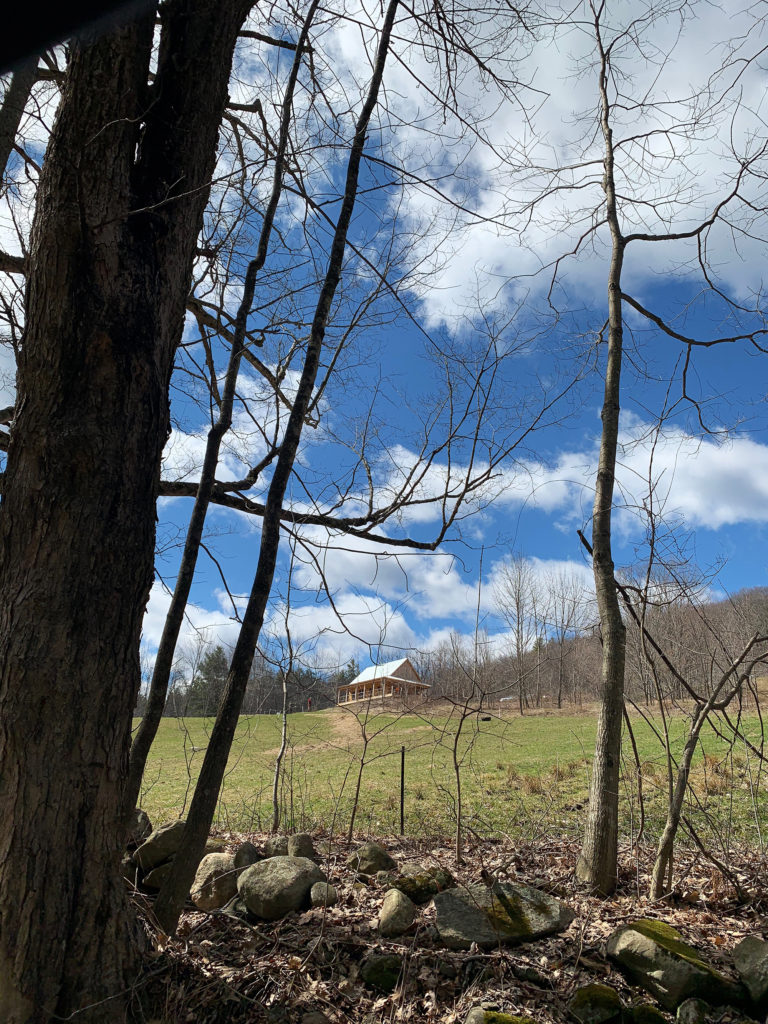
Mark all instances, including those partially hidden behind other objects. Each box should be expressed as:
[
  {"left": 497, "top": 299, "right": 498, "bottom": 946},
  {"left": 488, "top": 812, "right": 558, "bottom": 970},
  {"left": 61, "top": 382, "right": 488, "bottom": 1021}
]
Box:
[{"left": 336, "top": 657, "right": 430, "bottom": 705}]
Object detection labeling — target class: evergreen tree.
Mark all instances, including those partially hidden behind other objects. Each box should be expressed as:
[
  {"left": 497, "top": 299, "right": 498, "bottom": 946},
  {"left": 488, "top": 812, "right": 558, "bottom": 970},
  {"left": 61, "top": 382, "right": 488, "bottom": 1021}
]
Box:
[{"left": 186, "top": 645, "right": 228, "bottom": 717}]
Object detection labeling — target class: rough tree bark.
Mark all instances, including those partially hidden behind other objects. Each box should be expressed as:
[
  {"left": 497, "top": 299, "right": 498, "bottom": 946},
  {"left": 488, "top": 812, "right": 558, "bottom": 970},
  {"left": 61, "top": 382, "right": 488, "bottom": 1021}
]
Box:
[
  {"left": 575, "top": 17, "right": 627, "bottom": 895},
  {"left": 0, "top": 2, "right": 251, "bottom": 1020}
]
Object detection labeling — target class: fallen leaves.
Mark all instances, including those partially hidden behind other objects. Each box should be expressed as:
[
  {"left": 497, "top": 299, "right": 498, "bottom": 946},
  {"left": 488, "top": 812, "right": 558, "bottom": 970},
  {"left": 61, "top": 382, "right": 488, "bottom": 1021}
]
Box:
[{"left": 137, "top": 831, "right": 768, "bottom": 1023}]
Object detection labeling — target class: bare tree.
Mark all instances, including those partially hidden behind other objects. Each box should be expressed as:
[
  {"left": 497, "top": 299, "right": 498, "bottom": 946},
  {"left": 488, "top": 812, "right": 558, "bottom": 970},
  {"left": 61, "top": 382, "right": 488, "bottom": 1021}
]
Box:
[
  {"left": 151, "top": 0, "right": 404, "bottom": 935},
  {"left": 543, "top": 566, "right": 593, "bottom": 709},
  {"left": 124, "top": 0, "right": 320, "bottom": 817},
  {"left": 497, "top": 0, "right": 768, "bottom": 893},
  {"left": 494, "top": 553, "right": 542, "bottom": 715}
]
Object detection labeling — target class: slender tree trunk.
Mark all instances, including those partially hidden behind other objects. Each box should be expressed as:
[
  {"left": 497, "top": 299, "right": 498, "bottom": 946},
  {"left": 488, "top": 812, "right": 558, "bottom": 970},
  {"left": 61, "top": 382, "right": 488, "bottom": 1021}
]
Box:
[
  {"left": 575, "top": 30, "right": 627, "bottom": 895},
  {"left": 0, "top": 56, "right": 38, "bottom": 177},
  {"left": 271, "top": 673, "right": 290, "bottom": 833},
  {"left": 0, "top": 4, "right": 251, "bottom": 1019},
  {"left": 650, "top": 735, "right": 695, "bottom": 899},
  {"left": 153, "top": 0, "right": 401, "bottom": 936},
  {"left": 452, "top": 716, "right": 466, "bottom": 864},
  {"left": 347, "top": 742, "right": 370, "bottom": 843},
  {"left": 124, "top": 2, "right": 317, "bottom": 816}
]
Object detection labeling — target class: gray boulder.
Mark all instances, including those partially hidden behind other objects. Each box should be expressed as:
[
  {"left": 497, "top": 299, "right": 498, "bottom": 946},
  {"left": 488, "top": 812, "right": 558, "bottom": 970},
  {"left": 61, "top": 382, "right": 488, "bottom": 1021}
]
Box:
[
  {"left": 675, "top": 999, "right": 713, "bottom": 1023},
  {"left": 347, "top": 841, "right": 396, "bottom": 875},
  {"left": 310, "top": 882, "right": 337, "bottom": 908},
  {"left": 234, "top": 842, "right": 261, "bottom": 869},
  {"left": 288, "top": 833, "right": 317, "bottom": 860},
  {"left": 379, "top": 889, "right": 416, "bottom": 937},
  {"left": 264, "top": 835, "right": 289, "bottom": 858},
  {"left": 142, "top": 860, "right": 174, "bottom": 891},
  {"left": 734, "top": 936, "right": 768, "bottom": 1007},
  {"left": 237, "top": 856, "right": 325, "bottom": 921},
  {"left": 191, "top": 852, "right": 238, "bottom": 911},
  {"left": 433, "top": 880, "right": 573, "bottom": 951},
  {"left": 607, "top": 920, "right": 746, "bottom": 1011},
  {"left": 134, "top": 819, "right": 186, "bottom": 872},
  {"left": 567, "top": 983, "right": 623, "bottom": 1023}
]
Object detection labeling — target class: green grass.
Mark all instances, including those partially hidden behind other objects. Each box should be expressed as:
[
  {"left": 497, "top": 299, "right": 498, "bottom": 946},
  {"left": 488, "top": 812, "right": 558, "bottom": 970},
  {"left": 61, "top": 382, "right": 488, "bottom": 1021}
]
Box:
[{"left": 135, "top": 707, "right": 768, "bottom": 850}]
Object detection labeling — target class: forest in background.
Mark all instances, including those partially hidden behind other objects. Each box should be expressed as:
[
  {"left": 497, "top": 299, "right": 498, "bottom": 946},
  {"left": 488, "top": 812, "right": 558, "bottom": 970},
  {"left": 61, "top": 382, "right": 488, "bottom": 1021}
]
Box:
[{"left": 147, "top": 584, "right": 768, "bottom": 716}]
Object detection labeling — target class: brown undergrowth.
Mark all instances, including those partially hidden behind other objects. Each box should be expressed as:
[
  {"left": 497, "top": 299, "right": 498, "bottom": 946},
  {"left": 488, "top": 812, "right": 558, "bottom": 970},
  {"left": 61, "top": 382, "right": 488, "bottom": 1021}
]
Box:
[{"left": 134, "top": 833, "right": 768, "bottom": 1023}]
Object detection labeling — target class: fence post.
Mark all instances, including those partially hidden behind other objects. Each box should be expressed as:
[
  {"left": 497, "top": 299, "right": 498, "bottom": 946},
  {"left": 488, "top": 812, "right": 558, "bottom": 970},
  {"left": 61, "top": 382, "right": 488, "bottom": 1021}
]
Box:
[{"left": 400, "top": 745, "right": 405, "bottom": 835}]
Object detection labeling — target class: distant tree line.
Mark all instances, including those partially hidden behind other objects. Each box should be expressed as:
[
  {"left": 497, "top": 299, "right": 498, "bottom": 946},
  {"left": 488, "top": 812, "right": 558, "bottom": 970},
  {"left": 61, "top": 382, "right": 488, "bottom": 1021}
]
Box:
[
  {"left": 138, "top": 587, "right": 768, "bottom": 719},
  {"left": 418, "top": 584, "right": 768, "bottom": 712},
  {"left": 134, "top": 646, "right": 359, "bottom": 717}
]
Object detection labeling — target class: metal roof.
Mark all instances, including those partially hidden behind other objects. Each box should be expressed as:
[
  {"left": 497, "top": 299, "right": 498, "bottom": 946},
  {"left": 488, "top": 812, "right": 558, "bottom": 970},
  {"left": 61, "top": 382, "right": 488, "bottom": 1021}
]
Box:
[{"left": 348, "top": 657, "right": 422, "bottom": 686}]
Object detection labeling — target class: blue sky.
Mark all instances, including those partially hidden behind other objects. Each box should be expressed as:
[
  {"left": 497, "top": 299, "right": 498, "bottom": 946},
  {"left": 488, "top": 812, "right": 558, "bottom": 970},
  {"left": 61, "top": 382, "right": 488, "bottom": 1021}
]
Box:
[{"left": 3, "top": 0, "right": 768, "bottom": 675}]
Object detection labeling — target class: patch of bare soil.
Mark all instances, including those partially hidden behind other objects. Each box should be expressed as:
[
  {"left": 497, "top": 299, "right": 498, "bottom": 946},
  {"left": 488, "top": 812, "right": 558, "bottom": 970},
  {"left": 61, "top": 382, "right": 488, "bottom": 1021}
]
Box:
[
  {"left": 329, "top": 709, "right": 435, "bottom": 747},
  {"left": 136, "top": 834, "right": 768, "bottom": 1024}
]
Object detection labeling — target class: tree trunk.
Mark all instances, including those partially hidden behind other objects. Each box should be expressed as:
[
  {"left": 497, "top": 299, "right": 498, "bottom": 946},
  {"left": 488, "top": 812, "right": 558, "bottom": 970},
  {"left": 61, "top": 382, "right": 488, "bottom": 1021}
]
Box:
[
  {"left": 125, "top": 2, "right": 317, "bottom": 816},
  {"left": 0, "top": 56, "right": 38, "bottom": 177},
  {"left": 347, "top": 746, "right": 369, "bottom": 843},
  {"left": 0, "top": 4, "right": 251, "bottom": 1019},
  {"left": 650, "top": 749, "right": 692, "bottom": 899},
  {"left": 153, "top": 0, "right": 400, "bottom": 936},
  {"left": 271, "top": 673, "right": 290, "bottom": 833},
  {"left": 575, "top": 31, "right": 627, "bottom": 895}
]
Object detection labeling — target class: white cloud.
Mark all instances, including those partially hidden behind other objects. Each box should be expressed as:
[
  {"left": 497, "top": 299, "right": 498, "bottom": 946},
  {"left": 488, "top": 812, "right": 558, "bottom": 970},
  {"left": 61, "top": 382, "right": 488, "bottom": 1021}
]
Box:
[
  {"left": 376, "top": 418, "right": 768, "bottom": 538},
  {"left": 141, "top": 580, "right": 243, "bottom": 657},
  {"left": 0, "top": 341, "right": 16, "bottom": 410},
  {"left": 618, "top": 428, "right": 768, "bottom": 531},
  {"left": 290, "top": 526, "right": 481, "bottom": 620},
  {"left": 376, "top": 0, "right": 768, "bottom": 325}
]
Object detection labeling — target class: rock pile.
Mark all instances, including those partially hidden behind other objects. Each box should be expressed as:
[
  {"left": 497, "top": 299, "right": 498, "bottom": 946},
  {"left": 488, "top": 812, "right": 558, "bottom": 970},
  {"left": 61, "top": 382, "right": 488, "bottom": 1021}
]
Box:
[{"left": 124, "top": 822, "right": 768, "bottom": 1022}]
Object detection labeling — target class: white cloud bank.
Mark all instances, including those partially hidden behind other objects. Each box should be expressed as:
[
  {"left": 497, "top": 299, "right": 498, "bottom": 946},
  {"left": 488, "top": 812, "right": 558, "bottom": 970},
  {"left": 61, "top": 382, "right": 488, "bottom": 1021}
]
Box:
[{"left": 146, "top": 414, "right": 768, "bottom": 664}]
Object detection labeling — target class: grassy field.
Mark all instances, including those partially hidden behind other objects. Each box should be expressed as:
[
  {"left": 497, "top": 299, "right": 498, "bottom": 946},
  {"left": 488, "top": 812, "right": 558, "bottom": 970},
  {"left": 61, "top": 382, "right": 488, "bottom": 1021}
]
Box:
[{"left": 136, "top": 706, "right": 768, "bottom": 850}]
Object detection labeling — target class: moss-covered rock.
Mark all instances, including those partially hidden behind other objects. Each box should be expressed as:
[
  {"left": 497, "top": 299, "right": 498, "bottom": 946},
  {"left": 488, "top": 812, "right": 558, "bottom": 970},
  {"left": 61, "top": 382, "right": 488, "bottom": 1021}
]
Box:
[
  {"left": 607, "top": 919, "right": 746, "bottom": 1011},
  {"left": 360, "top": 953, "right": 402, "bottom": 992},
  {"left": 347, "top": 841, "right": 396, "bottom": 875},
  {"left": 433, "top": 881, "right": 574, "bottom": 951},
  {"left": 464, "top": 1010, "right": 536, "bottom": 1024},
  {"left": 392, "top": 865, "right": 456, "bottom": 905},
  {"left": 134, "top": 820, "right": 187, "bottom": 872},
  {"left": 142, "top": 859, "right": 174, "bottom": 891},
  {"left": 127, "top": 807, "right": 153, "bottom": 847},
  {"left": 626, "top": 1006, "right": 666, "bottom": 1023},
  {"left": 567, "top": 983, "right": 623, "bottom": 1023}
]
